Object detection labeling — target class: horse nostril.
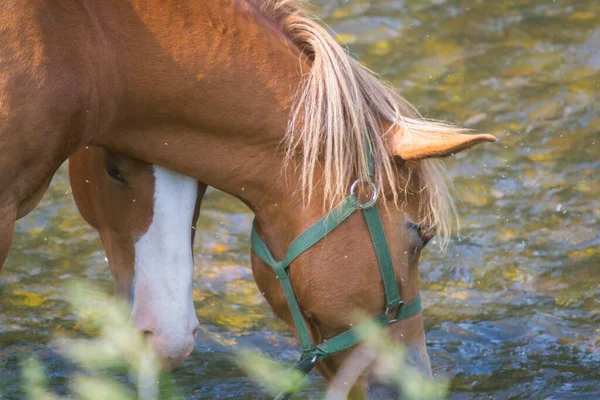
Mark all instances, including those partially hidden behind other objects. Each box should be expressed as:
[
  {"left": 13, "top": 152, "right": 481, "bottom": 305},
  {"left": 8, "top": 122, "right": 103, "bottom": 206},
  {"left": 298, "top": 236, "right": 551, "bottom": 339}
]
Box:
[
  {"left": 142, "top": 330, "right": 154, "bottom": 339},
  {"left": 192, "top": 327, "right": 199, "bottom": 340}
]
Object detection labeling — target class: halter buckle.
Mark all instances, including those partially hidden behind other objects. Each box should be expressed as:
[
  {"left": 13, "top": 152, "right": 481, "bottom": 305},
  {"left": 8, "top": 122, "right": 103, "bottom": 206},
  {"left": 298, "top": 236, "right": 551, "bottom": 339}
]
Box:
[
  {"left": 385, "top": 301, "right": 404, "bottom": 324},
  {"left": 350, "top": 180, "right": 377, "bottom": 209},
  {"left": 297, "top": 355, "right": 317, "bottom": 374}
]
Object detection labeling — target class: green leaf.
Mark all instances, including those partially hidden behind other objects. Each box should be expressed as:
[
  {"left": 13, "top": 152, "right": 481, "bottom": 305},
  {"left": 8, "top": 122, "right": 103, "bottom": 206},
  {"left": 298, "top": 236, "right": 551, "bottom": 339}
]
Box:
[{"left": 237, "top": 350, "right": 306, "bottom": 396}]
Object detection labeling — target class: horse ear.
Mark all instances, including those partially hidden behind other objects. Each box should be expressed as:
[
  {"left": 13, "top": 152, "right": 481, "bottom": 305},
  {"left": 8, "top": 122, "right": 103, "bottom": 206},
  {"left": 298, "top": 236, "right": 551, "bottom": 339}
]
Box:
[{"left": 389, "top": 125, "right": 497, "bottom": 160}]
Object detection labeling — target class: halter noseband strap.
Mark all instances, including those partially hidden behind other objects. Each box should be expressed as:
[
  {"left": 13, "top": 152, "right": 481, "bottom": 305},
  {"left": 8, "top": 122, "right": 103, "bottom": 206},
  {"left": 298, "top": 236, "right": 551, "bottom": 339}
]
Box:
[{"left": 250, "top": 142, "right": 423, "bottom": 399}]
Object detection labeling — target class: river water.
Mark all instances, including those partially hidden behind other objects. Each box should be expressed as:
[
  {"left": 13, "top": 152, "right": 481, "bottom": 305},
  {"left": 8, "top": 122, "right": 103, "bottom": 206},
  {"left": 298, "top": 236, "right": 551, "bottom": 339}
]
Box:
[{"left": 1, "top": 0, "right": 598, "bottom": 398}]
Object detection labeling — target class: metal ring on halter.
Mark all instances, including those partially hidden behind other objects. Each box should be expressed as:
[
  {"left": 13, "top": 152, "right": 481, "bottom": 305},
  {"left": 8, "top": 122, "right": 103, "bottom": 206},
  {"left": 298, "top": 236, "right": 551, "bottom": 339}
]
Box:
[{"left": 350, "top": 180, "right": 378, "bottom": 209}]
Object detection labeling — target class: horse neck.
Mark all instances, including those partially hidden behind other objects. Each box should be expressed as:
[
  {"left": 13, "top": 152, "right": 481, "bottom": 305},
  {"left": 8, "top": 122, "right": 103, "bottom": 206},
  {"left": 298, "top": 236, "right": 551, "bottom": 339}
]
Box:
[{"left": 93, "top": 0, "right": 316, "bottom": 252}]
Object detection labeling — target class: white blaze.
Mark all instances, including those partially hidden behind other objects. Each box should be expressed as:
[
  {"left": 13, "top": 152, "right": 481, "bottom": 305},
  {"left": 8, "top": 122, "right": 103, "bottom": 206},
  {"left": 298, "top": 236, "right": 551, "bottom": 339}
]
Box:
[{"left": 131, "top": 165, "right": 199, "bottom": 362}]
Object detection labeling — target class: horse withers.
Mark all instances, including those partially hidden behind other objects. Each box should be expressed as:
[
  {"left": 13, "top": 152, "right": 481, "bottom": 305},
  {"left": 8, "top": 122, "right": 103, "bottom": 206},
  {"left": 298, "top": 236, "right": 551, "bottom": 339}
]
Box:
[
  {"left": 69, "top": 147, "right": 207, "bottom": 368},
  {"left": 1, "top": 0, "right": 495, "bottom": 397}
]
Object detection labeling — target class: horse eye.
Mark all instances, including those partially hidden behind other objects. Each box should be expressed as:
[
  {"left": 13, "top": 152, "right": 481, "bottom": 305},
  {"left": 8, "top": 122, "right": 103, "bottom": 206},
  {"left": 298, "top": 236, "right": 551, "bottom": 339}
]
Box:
[
  {"left": 106, "top": 164, "right": 127, "bottom": 184},
  {"left": 406, "top": 221, "right": 434, "bottom": 247}
]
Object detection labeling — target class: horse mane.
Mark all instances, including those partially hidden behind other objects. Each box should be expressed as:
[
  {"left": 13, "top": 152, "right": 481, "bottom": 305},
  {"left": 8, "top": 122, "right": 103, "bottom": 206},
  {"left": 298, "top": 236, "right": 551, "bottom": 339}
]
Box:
[{"left": 249, "top": 0, "right": 461, "bottom": 245}]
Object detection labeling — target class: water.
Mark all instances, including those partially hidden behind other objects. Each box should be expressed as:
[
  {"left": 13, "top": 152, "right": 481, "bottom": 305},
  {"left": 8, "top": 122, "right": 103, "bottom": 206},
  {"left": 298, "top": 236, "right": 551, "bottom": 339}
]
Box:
[{"left": 1, "top": 0, "right": 599, "bottom": 398}]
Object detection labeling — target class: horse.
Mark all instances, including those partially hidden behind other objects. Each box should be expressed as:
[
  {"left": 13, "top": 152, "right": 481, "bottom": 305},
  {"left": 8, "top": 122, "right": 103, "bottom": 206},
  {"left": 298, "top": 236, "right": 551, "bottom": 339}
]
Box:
[
  {"left": 68, "top": 146, "right": 207, "bottom": 367},
  {"left": 0, "top": 0, "right": 495, "bottom": 397}
]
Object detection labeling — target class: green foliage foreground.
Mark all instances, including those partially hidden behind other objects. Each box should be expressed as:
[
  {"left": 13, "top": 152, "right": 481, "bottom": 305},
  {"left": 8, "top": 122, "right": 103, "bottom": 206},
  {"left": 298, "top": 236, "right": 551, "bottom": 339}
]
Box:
[
  {"left": 21, "top": 283, "right": 161, "bottom": 400},
  {"left": 238, "top": 316, "right": 448, "bottom": 400},
  {"left": 20, "top": 283, "right": 447, "bottom": 399}
]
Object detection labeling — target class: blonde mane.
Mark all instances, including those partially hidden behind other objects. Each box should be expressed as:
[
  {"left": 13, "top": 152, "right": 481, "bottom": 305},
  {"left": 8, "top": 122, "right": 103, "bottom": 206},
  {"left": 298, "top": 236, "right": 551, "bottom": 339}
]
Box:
[{"left": 250, "top": 0, "right": 461, "bottom": 245}]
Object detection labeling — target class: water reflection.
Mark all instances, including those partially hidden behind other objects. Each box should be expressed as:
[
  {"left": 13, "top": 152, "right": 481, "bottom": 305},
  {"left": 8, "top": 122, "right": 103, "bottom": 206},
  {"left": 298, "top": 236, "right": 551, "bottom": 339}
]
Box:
[{"left": 1, "top": 0, "right": 599, "bottom": 398}]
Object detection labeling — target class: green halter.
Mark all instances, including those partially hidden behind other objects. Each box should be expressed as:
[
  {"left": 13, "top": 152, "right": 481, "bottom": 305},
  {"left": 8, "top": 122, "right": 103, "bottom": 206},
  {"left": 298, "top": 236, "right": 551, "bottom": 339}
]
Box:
[{"left": 250, "top": 143, "right": 422, "bottom": 399}]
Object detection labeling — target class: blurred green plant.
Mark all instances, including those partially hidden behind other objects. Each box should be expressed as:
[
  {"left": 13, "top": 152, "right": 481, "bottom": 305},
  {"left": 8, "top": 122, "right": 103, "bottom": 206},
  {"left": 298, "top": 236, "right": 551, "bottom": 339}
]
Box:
[
  {"left": 355, "top": 319, "right": 448, "bottom": 400},
  {"left": 238, "top": 351, "right": 306, "bottom": 396},
  {"left": 19, "top": 282, "right": 446, "bottom": 400},
  {"left": 237, "top": 317, "right": 448, "bottom": 400},
  {"left": 21, "top": 282, "right": 161, "bottom": 400}
]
